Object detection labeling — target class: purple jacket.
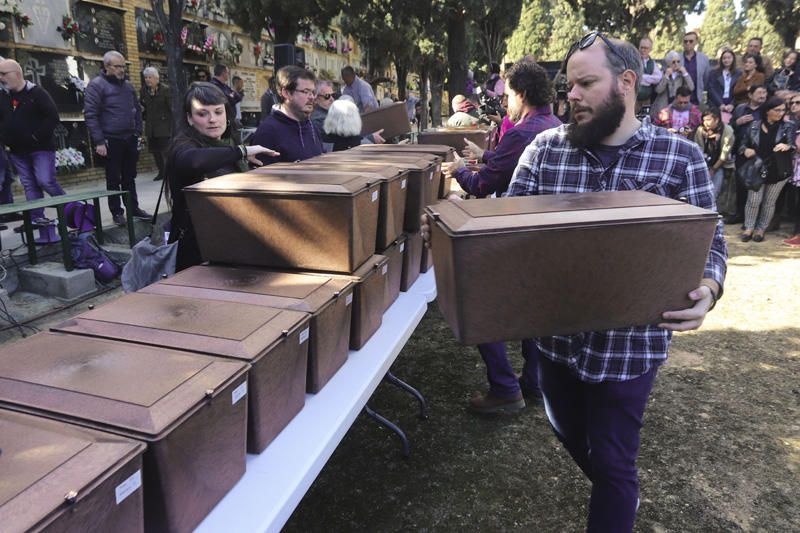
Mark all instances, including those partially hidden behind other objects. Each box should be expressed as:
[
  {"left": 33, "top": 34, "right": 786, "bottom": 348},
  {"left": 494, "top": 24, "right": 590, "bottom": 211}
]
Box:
[
  {"left": 84, "top": 71, "right": 142, "bottom": 144},
  {"left": 455, "top": 106, "right": 561, "bottom": 197},
  {"left": 251, "top": 108, "right": 323, "bottom": 164}
]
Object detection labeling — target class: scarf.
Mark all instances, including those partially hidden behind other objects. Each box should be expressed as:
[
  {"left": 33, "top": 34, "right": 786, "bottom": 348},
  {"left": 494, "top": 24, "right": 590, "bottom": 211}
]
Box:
[
  {"left": 184, "top": 126, "right": 249, "bottom": 173},
  {"left": 456, "top": 99, "right": 478, "bottom": 114}
]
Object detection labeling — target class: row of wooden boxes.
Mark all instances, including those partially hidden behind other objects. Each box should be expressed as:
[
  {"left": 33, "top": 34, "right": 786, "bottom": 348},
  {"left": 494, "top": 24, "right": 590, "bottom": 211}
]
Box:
[{"left": 0, "top": 143, "right": 458, "bottom": 533}]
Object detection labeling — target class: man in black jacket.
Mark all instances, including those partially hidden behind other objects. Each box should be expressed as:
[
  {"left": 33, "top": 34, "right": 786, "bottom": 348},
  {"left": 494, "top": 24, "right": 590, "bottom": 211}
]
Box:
[
  {"left": 0, "top": 59, "right": 66, "bottom": 226},
  {"left": 84, "top": 51, "right": 151, "bottom": 225},
  {"left": 140, "top": 66, "right": 172, "bottom": 182}
]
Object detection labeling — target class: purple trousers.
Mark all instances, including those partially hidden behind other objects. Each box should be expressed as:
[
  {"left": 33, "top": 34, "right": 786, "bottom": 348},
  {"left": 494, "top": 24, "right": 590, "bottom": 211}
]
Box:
[
  {"left": 9, "top": 151, "right": 66, "bottom": 220},
  {"left": 478, "top": 340, "right": 540, "bottom": 398},
  {"left": 538, "top": 356, "right": 658, "bottom": 533}
]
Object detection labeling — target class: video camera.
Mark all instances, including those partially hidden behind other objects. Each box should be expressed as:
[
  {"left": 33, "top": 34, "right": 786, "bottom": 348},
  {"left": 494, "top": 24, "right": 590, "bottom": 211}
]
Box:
[{"left": 474, "top": 86, "right": 506, "bottom": 122}]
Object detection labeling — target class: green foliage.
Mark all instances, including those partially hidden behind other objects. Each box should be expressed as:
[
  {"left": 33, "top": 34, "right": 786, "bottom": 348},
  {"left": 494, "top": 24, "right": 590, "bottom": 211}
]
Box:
[
  {"left": 225, "top": 0, "right": 340, "bottom": 44},
  {"left": 649, "top": 19, "right": 686, "bottom": 60},
  {"left": 699, "top": 0, "right": 743, "bottom": 60},
  {"left": 505, "top": 0, "right": 585, "bottom": 62},
  {"left": 565, "top": 0, "right": 704, "bottom": 41},
  {"left": 754, "top": 0, "right": 800, "bottom": 47},
  {"left": 471, "top": 0, "right": 524, "bottom": 66},
  {"left": 740, "top": 2, "right": 786, "bottom": 60}
]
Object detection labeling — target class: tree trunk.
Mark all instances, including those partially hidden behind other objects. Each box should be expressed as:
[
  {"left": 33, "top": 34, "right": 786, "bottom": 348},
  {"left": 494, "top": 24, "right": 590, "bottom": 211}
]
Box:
[
  {"left": 430, "top": 66, "right": 445, "bottom": 127},
  {"left": 446, "top": 7, "right": 467, "bottom": 115},
  {"left": 151, "top": 0, "right": 187, "bottom": 133},
  {"left": 419, "top": 62, "right": 429, "bottom": 131},
  {"left": 394, "top": 59, "right": 408, "bottom": 101}
]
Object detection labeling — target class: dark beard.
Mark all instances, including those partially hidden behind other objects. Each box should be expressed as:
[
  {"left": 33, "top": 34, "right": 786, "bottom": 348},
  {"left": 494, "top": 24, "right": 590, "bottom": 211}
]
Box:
[{"left": 566, "top": 85, "right": 626, "bottom": 148}]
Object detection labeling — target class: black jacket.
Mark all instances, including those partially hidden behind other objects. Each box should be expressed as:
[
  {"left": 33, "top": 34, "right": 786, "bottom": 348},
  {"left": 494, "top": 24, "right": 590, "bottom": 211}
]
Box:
[
  {"left": 0, "top": 82, "right": 60, "bottom": 154},
  {"left": 738, "top": 119, "right": 797, "bottom": 183},
  {"left": 140, "top": 83, "right": 173, "bottom": 139}
]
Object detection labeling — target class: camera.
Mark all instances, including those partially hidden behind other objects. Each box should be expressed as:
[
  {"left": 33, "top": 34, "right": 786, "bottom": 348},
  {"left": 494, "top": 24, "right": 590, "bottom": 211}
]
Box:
[{"left": 474, "top": 86, "right": 506, "bottom": 123}]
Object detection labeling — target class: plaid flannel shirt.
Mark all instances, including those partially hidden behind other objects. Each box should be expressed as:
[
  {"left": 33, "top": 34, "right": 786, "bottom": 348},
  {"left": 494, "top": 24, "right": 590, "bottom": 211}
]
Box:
[{"left": 506, "top": 117, "right": 728, "bottom": 383}]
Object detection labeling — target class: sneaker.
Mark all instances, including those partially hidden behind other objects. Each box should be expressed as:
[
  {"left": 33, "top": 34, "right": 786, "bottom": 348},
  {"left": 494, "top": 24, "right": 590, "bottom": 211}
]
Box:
[
  {"left": 132, "top": 209, "right": 152, "bottom": 220},
  {"left": 783, "top": 235, "right": 800, "bottom": 245},
  {"left": 32, "top": 217, "right": 54, "bottom": 226},
  {"left": 113, "top": 213, "right": 127, "bottom": 226},
  {"left": 467, "top": 392, "right": 525, "bottom": 414}
]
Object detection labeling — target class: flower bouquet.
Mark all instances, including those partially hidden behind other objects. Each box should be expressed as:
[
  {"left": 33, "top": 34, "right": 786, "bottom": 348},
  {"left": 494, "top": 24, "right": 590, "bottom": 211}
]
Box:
[
  {"left": 55, "top": 148, "right": 86, "bottom": 174},
  {"left": 57, "top": 15, "right": 85, "bottom": 41},
  {"left": 150, "top": 31, "right": 165, "bottom": 52}
]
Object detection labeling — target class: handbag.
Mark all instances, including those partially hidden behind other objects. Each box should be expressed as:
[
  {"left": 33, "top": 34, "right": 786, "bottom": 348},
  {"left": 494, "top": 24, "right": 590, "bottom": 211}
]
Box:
[
  {"left": 120, "top": 178, "right": 178, "bottom": 292},
  {"left": 736, "top": 156, "right": 766, "bottom": 192}
]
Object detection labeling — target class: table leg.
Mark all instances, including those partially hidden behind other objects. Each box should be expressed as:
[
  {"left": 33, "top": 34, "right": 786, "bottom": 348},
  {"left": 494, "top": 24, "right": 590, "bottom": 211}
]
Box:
[
  {"left": 384, "top": 371, "right": 428, "bottom": 420},
  {"left": 364, "top": 405, "right": 410, "bottom": 458},
  {"left": 55, "top": 204, "right": 73, "bottom": 271},
  {"left": 92, "top": 198, "right": 104, "bottom": 244},
  {"left": 22, "top": 211, "right": 37, "bottom": 265},
  {"left": 122, "top": 192, "right": 135, "bottom": 247}
]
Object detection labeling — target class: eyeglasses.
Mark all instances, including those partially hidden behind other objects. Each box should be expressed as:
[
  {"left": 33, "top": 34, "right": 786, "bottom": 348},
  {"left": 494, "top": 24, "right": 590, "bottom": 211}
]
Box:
[
  {"left": 790, "top": 100, "right": 800, "bottom": 105},
  {"left": 293, "top": 88, "right": 316, "bottom": 97},
  {"left": 565, "top": 31, "right": 629, "bottom": 71},
  {"left": 317, "top": 93, "right": 334, "bottom": 100}
]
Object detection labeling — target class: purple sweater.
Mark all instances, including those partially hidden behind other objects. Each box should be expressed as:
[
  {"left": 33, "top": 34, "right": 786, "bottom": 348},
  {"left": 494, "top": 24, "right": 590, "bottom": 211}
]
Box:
[
  {"left": 455, "top": 106, "right": 561, "bottom": 197},
  {"left": 251, "top": 108, "right": 324, "bottom": 164}
]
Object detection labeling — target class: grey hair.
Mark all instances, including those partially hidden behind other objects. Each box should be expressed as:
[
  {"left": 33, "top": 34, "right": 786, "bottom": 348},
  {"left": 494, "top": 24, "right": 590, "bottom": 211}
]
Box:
[
  {"left": 103, "top": 51, "right": 125, "bottom": 66},
  {"left": 324, "top": 99, "right": 362, "bottom": 137},
  {"left": 142, "top": 66, "right": 159, "bottom": 79},
  {"left": 603, "top": 38, "right": 643, "bottom": 95},
  {"left": 338, "top": 94, "right": 355, "bottom": 103},
  {"left": 664, "top": 50, "right": 681, "bottom": 65},
  {"left": 315, "top": 80, "right": 332, "bottom": 92}
]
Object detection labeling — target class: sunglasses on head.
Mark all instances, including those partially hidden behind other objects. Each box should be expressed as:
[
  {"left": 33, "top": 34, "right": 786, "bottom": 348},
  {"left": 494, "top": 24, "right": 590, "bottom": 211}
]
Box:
[{"left": 565, "top": 31, "right": 629, "bottom": 70}]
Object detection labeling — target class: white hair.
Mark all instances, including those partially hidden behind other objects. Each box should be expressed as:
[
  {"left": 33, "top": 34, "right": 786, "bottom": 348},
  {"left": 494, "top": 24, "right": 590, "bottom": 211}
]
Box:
[
  {"left": 338, "top": 94, "right": 355, "bottom": 103},
  {"left": 142, "top": 66, "right": 159, "bottom": 79},
  {"left": 315, "top": 80, "right": 332, "bottom": 92},
  {"left": 103, "top": 50, "right": 125, "bottom": 66},
  {"left": 664, "top": 50, "right": 681, "bottom": 64},
  {"left": 324, "top": 99, "right": 362, "bottom": 137}
]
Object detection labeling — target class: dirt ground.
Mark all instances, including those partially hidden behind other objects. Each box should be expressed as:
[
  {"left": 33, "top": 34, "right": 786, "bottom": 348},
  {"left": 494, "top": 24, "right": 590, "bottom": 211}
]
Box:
[
  {"left": 1, "top": 223, "right": 797, "bottom": 532},
  {"left": 281, "top": 223, "right": 800, "bottom": 533}
]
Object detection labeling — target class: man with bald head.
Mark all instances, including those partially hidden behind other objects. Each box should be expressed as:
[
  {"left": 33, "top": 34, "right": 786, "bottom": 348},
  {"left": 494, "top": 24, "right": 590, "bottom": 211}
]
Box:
[
  {"left": 0, "top": 58, "right": 66, "bottom": 226},
  {"left": 84, "top": 50, "right": 150, "bottom": 225}
]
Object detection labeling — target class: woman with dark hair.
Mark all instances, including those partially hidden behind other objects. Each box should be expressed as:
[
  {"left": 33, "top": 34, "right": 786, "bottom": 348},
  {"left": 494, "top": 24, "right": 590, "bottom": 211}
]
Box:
[
  {"left": 694, "top": 107, "right": 735, "bottom": 198},
  {"left": 707, "top": 48, "right": 741, "bottom": 119},
  {"left": 166, "top": 82, "right": 279, "bottom": 270},
  {"left": 733, "top": 53, "right": 766, "bottom": 105},
  {"left": 767, "top": 49, "right": 800, "bottom": 94},
  {"left": 738, "top": 96, "right": 797, "bottom": 242}
]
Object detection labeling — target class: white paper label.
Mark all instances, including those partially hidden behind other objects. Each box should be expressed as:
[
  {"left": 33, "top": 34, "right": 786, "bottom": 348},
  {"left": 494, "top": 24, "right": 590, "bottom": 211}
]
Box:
[
  {"left": 400, "top": 242, "right": 405, "bottom": 252},
  {"left": 428, "top": 171, "right": 434, "bottom": 181},
  {"left": 371, "top": 190, "right": 378, "bottom": 202},
  {"left": 346, "top": 293, "right": 353, "bottom": 306},
  {"left": 232, "top": 382, "right": 248, "bottom": 405},
  {"left": 382, "top": 265, "right": 388, "bottom": 275},
  {"left": 299, "top": 328, "right": 309, "bottom": 344},
  {"left": 115, "top": 470, "right": 142, "bottom": 505},
  {"left": 401, "top": 179, "right": 407, "bottom": 189}
]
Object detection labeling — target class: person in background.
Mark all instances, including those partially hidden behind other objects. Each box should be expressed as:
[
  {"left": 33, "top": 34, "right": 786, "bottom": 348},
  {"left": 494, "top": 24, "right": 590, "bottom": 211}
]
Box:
[
  {"left": 767, "top": 50, "right": 800, "bottom": 94},
  {"left": 746, "top": 37, "right": 774, "bottom": 78},
  {"left": 323, "top": 98, "right": 363, "bottom": 151},
  {"left": 232, "top": 75, "right": 244, "bottom": 125},
  {"left": 165, "top": 82, "right": 278, "bottom": 271},
  {"left": 260, "top": 76, "right": 279, "bottom": 120},
  {"left": 652, "top": 50, "right": 694, "bottom": 118},
  {"left": 194, "top": 69, "right": 210, "bottom": 82},
  {"left": 636, "top": 36, "right": 662, "bottom": 113},
  {"left": 210, "top": 64, "right": 242, "bottom": 115},
  {"left": 465, "top": 69, "right": 476, "bottom": 97},
  {"left": 680, "top": 31, "right": 710, "bottom": 105},
  {"left": 783, "top": 93, "right": 800, "bottom": 246},
  {"left": 707, "top": 48, "right": 741, "bottom": 121},
  {"left": 733, "top": 54, "right": 765, "bottom": 105},
  {"left": 654, "top": 86, "right": 702, "bottom": 137},
  {"left": 484, "top": 62, "right": 504, "bottom": 98},
  {"left": 140, "top": 66, "right": 173, "bottom": 182},
  {"left": 738, "top": 96, "right": 796, "bottom": 242},
  {"left": 446, "top": 94, "right": 480, "bottom": 127},
  {"left": 694, "top": 107, "right": 735, "bottom": 198},
  {"left": 0, "top": 59, "right": 65, "bottom": 227},
  {"left": 310, "top": 80, "right": 335, "bottom": 136},
  {"left": 443, "top": 60, "right": 561, "bottom": 413},
  {"left": 0, "top": 54, "right": 16, "bottom": 223},
  {"left": 250, "top": 66, "right": 323, "bottom": 164},
  {"left": 341, "top": 65, "right": 378, "bottom": 112},
  {"left": 84, "top": 50, "right": 151, "bottom": 225}
]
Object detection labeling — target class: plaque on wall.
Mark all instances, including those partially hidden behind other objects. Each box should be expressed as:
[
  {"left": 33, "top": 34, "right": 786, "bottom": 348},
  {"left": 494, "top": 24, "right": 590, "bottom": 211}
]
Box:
[
  {"left": 75, "top": 3, "right": 126, "bottom": 56},
  {"left": 0, "top": 13, "right": 13, "bottom": 43},
  {"left": 15, "top": 0, "right": 71, "bottom": 50},
  {"left": 135, "top": 8, "right": 164, "bottom": 55},
  {"left": 231, "top": 70, "right": 258, "bottom": 111},
  {"left": 53, "top": 120, "right": 92, "bottom": 168},
  {"left": 15, "top": 50, "right": 86, "bottom": 113}
]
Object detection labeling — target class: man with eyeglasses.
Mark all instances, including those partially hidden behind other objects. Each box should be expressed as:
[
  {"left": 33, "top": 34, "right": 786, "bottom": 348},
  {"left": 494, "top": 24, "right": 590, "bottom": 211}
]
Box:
[
  {"left": 424, "top": 31, "right": 727, "bottom": 532},
  {"left": 84, "top": 50, "right": 151, "bottom": 225},
  {"left": 250, "top": 65, "right": 323, "bottom": 164},
  {"left": 680, "top": 31, "right": 710, "bottom": 106}
]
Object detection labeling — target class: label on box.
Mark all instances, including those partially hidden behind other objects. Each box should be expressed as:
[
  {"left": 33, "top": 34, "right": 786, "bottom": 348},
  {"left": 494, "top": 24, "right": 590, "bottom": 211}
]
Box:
[
  {"left": 400, "top": 242, "right": 405, "bottom": 252},
  {"left": 382, "top": 265, "right": 388, "bottom": 275},
  {"left": 401, "top": 179, "right": 407, "bottom": 189},
  {"left": 115, "top": 470, "right": 142, "bottom": 505},
  {"left": 299, "top": 328, "right": 309, "bottom": 344},
  {"left": 371, "top": 190, "right": 378, "bottom": 202},
  {"left": 428, "top": 171, "right": 434, "bottom": 181},
  {"left": 346, "top": 293, "right": 353, "bottom": 306},
  {"left": 232, "top": 382, "right": 248, "bottom": 405}
]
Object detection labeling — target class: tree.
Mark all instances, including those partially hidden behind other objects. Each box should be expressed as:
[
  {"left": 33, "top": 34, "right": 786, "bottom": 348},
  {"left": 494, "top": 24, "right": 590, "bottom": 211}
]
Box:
[
  {"left": 150, "top": 0, "right": 187, "bottom": 131},
  {"left": 225, "top": 0, "right": 339, "bottom": 44},
  {"left": 545, "top": 0, "right": 585, "bottom": 62},
  {"left": 445, "top": 2, "right": 468, "bottom": 115},
  {"left": 564, "top": 0, "right": 703, "bottom": 42},
  {"left": 505, "top": 0, "right": 553, "bottom": 61},
  {"left": 650, "top": 19, "right": 687, "bottom": 60},
  {"left": 699, "top": 0, "right": 743, "bottom": 60},
  {"left": 472, "top": 0, "right": 524, "bottom": 66},
  {"left": 740, "top": 2, "right": 785, "bottom": 60},
  {"left": 756, "top": 0, "right": 800, "bottom": 48}
]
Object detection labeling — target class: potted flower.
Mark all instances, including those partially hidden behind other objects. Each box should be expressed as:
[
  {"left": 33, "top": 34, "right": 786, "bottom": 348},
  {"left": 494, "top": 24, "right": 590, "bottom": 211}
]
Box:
[
  {"left": 55, "top": 148, "right": 86, "bottom": 175},
  {"left": 57, "top": 14, "right": 85, "bottom": 41}
]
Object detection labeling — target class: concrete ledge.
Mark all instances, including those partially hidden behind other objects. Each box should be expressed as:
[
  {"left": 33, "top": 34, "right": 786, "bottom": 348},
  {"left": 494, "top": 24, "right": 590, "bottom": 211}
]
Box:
[{"left": 19, "top": 262, "right": 97, "bottom": 302}]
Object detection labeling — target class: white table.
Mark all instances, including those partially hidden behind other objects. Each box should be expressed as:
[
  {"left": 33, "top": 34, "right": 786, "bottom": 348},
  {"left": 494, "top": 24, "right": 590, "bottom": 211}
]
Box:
[{"left": 195, "top": 270, "right": 437, "bottom": 533}]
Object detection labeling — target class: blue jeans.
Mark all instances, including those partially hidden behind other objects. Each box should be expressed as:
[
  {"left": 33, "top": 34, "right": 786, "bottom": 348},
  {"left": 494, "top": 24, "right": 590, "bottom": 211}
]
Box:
[
  {"left": 9, "top": 151, "right": 66, "bottom": 220},
  {"left": 710, "top": 167, "right": 725, "bottom": 200},
  {"left": 539, "top": 356, "right": 658, "bottom": 532}
]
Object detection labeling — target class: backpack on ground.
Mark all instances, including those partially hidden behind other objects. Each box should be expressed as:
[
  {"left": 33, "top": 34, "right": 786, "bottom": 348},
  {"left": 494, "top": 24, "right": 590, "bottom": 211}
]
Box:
[{"left": 70, "top": 233, "right": 120, "bottom": 283}]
